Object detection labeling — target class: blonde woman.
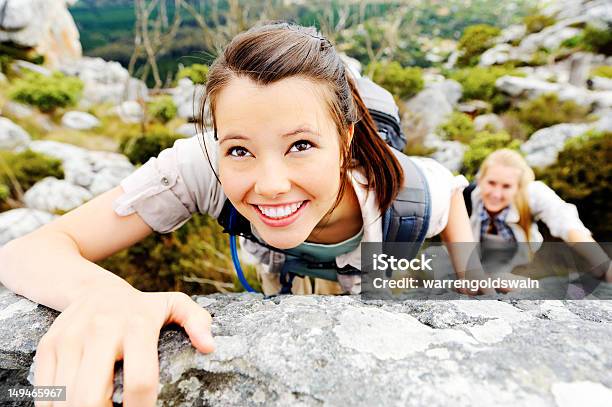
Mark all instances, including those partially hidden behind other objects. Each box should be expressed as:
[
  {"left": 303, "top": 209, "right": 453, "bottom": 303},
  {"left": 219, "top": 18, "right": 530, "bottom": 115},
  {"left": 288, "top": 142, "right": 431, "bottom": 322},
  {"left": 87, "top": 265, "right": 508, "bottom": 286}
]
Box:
[{"left": 464, "top": 148, "right": 611, "bottom": 282}]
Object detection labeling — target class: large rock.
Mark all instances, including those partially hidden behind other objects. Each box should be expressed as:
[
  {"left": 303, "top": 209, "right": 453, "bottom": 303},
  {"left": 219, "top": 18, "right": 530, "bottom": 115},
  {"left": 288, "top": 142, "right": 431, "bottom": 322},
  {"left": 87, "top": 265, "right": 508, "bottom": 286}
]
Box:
[
  {"left": 404, "top": 88, "right": 454, "bottom": 139},
  {"left": 521, "top": 115, "right": 612, "bottom": 168},
  {"left": 425, "top": 79, "right": 462, "bottom": 107},
  {"left": 61, "top": 111, "right": 101, "bottom": 130},
  {"left": 0, "top": 117, "right": 31, "bottom": 150},
  {"left": 26, "top": 140, "right": 135, "bottom": 195},
  {"left": 0, "top": 208, "right": 57, "bottom": 246},
  {"left": 0, "top": 290, "right": 611, "bottom": 406},
  {"left": 474, "top": 114, "right": 505, "bottom": 132},
  {"left": 542, "top": 0, "right": 612, "bottom": 24},
  {"left": 423, "top": 134, "right": 466, "bottom": 173},
  {"left": 171, "top": 78, "right": 206, "bottom": 120},
  {"left": 113, "top": 100, "right": 144, "bottom": 124},
  {"left": 60, "top": 57, "right": 149, "bottom": 108},
  {"left": 23, "top": 177, "right": 93, "bottom": 213},
  {"left": 0, "top": 0, "right": 82, "bottom": 69}
]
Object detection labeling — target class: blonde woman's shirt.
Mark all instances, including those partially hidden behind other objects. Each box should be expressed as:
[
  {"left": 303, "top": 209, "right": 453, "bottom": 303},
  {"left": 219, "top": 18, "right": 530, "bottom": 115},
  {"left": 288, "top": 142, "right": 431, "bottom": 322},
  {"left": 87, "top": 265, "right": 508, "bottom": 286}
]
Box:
[{"left": 112, "top": 133, "right": 468, "bottom": 290}]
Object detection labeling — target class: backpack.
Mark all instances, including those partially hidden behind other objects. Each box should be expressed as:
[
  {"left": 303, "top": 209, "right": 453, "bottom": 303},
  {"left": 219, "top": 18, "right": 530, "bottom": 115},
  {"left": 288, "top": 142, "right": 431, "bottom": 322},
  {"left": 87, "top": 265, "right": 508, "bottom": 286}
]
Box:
[
  {"left": 463, "top": 182, "right": 477, "bottom": 216},
  {"left": 217, "top": 76, "right": 430, "bottom": 293}
]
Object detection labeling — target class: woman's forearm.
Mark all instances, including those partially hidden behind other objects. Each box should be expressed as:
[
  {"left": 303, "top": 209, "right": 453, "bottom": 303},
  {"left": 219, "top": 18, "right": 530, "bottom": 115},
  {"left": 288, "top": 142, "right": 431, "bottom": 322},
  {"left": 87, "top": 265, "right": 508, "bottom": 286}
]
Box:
[
  {"left": 0, "top": 230, "right": 137, "bottom": 312},
  {"left": 566, "top": 229, "right": 610, "bottom": 276}
]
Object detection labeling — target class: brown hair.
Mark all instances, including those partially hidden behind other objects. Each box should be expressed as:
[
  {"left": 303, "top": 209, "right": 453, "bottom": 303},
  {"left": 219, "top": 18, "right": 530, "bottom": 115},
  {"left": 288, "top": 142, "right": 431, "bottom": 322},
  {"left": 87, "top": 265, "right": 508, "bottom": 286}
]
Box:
[
  {"left": 196, "top": 22, "right": 404, "bottom": 222},
  {"left": 477, "top": 149, "right": 535, "bottom": 241}
]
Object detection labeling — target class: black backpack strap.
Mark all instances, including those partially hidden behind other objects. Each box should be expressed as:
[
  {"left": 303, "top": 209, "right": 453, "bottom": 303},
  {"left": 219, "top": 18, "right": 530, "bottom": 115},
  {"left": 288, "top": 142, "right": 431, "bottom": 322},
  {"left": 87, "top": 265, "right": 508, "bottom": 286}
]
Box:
[
  {"left": 463, "top": 182, "right": 477, "bottom": 217},
  {"left": 382, "top": 149, "right": 431, "bottom": 245}
]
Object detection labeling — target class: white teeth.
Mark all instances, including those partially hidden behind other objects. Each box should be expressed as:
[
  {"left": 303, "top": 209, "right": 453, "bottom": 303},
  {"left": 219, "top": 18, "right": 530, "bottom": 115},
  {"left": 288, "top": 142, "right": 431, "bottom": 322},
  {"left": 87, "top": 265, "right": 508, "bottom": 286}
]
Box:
[{"left": 257, "top": 201, "right": 303, "bottom": 218}]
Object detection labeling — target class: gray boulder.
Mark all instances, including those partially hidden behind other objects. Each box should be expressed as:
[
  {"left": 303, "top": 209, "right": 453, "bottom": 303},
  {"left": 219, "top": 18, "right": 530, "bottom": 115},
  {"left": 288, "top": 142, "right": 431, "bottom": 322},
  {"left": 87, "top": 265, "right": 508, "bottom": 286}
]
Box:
[
  {"left": 171, "top": 78, "right": 206, "bottom": 120},
  {"left": 0, "top": 117, "right": 31, "bottom": 150},
  {"left": 591, "top": 76, "right": 612, "bottom": 91},
  {"left": 113, "top": 101, "right": 144, "bottom": 124},
  {"left": 521, "top": 115, "right": 611, "bottom": 168},
  {"left": 61, "top": 111, "right": 101, "bottom": 130},
  {"left": 1, "top": 290, "right": 611, "bottom": 406},
  {"left": 404, "top": 88, "right": 454, "bottom": 138},
  {"left": 0, "top": 0, "right": 82, "bottom": 69},
  {"left": 425, "top": 79, "right": 463, "bottom": 107},
  {"left": 474, "top": 114, "right": 505, "bottom": 132},
  {"left": 23, "top": 177, "right": 93, "bottom": 213},
  {"left": 0, "top": 209, "right": 57, "bottom": 246},
  {"left": 423, "top": 134, "right": 466, "bottom": 173}
]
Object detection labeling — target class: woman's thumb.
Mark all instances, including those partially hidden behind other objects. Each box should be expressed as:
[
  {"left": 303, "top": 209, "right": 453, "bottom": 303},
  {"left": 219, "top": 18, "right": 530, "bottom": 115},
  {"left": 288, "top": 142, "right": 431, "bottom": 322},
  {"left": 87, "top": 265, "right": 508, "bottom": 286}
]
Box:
[{"left": 165, "top": 292, "right": 216, "bottom": 353}]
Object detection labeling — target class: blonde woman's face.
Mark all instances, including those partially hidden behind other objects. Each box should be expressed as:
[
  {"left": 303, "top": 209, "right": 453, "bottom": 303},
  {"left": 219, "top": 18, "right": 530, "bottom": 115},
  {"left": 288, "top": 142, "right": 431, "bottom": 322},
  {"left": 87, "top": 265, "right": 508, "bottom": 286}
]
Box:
[
  {"left": 478, "top": 164, "right": 521, "bottom": 215},
  {"left": 215, "top": 76, "right": 344, "bottom": 249}
]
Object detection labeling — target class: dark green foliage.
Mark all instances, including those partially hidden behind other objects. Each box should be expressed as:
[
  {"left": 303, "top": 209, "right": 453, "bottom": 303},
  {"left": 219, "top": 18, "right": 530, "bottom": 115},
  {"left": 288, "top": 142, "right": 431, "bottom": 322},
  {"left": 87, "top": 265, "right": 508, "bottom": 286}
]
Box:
[
  {"left": 119, "top": 124, "right": 183, "bottom": 165},
  {"left": 448, "top": 66, "right": 523, "bottom": 112},
  {"left": 462, "top": 131, "right": 521, "bottom": 179},
  {"left": 524, "top": 14, "right": 555, "bottom": 34},
  {"left": 148, "top": 96, "right": 177, "bottom": 124},
  {"left": 582, "top": 24, "right": 612, "bottom": 56},
  {"left": 537, "top": 131, "right": 612, "bottom": 240},
  {"left": 8, "top": 71, "right": 83, "bottom": 112},
  {"left": 99, "top": 212, "right": 262, "bottom": 295},
  {"left": 369, "top": 62, "right": 424, "bottom": 100},
  {"left": 457, "top": 24, "right": 501, "bottom": 66},
  {"left": 0, "top": 150, "right": 64, "bottom": 200},
  {"left": 177, "top": 64, "right": 209, "bottom": 85},
  {"left": 515, "top": 93, "right": 589, "bottom": 135},
  {"left": 437, "top": 112, "right": 476, "bottom": 143}
]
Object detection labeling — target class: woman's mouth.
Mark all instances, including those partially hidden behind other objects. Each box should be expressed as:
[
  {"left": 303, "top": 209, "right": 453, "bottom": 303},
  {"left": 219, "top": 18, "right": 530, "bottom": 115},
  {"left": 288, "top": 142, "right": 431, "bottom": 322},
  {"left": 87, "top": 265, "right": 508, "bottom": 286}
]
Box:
[{"left": 252, "top": 200, "right": 309, "bottom": 227}]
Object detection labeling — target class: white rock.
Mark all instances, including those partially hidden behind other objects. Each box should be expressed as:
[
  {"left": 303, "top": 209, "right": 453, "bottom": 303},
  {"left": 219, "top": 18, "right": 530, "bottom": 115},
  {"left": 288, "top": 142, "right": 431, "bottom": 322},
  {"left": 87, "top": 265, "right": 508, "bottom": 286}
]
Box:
[
  {"left": 61, "top": 111, "right": 101, "bottom": 130},
  {"left": 170, "top": 78, "right": 205, "bottom": 120},
  {"left": 24, "top": 177, "right": 93, "bottom": 213},
  {"left": 0, "top": 117, "right": 31, "bottom": 150},
  {"left": 27, "top": 140, "right": 88, "bottom": 162},
  {"left": 551, "top": 381, "right": 612, "bottom": 407},
  {"left": 591, "top": 76, "right": 612, "bottom": 91},
  {"left": 404, "top": 88, "right": 454, "bottom": 137},
  {"left": 113, "top": 101, "right": 144, "bottom": 124},
  {"left": 1, "top": 101, "right": 35, "bottom": 119},
  {"left": 0, "top": 0, "right": 82, "bottom": 69},
  {"left": 423, "top": 134, "right": 466, "bottom": 173},
  {"left": 0, "top": 208, "right": 57, "bottom": 246},
  {"left": 13, "top": 60, "right": 51, "bottom": 76},
  {"left": 474, "top": 114, "right": 505, "bottom": 132},
  {"left": 495, "top": 24, "right": 526, "bottom": 44},
  {"left": 426, "top": 80, "right": 462, "bottom": 107}
]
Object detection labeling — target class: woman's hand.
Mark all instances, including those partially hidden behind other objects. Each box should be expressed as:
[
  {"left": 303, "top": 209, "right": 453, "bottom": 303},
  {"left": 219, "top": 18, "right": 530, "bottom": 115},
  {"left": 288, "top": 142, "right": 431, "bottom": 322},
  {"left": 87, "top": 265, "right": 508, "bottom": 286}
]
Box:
[{"left": 34, "top": 286, "right": 215, "bottom": 406}]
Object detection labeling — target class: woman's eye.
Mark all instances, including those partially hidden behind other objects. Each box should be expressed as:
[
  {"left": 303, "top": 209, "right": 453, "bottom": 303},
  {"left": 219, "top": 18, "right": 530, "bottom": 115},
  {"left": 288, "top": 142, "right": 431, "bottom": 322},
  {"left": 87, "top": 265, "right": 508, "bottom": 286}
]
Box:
[
  {"left": 227, "top": 147, "right": 252, "bottom": 158},
  {"left": 289, "top": 140, "right": 313, "bottom": 153}
]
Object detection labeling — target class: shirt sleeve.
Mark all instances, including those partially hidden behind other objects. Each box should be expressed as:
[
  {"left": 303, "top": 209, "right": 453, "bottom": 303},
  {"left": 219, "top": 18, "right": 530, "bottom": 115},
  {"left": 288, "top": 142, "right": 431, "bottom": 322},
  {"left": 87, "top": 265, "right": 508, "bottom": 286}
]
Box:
[
  {"left": 112, "top": 132, "right": 226, "bottom": 233},
  {"left": 528, "top": 180, "right": 591, "bottom": 240},
  {"left": 409, "top": 157, "right": 469, "bottom": 238}
]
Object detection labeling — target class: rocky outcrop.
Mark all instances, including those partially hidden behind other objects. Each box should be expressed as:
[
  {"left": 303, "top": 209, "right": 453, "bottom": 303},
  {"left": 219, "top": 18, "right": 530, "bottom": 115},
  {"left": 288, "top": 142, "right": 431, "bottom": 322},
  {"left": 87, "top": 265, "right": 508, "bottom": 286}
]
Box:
[
  {"left": 60, "top": 111, "right": 101, "bottom": 130},
  {"left": 0, "top": 209, "right": 57, "bottom": 245},
  {"left": 0, "top": 117, "right": 31, "bottom": 150},
  {"left": 0, "top": 0, "right": 82, "bottom": 68},
  {"left": 1, "top": 288, "right": 611, "bottom": 406},
  {"left": 23, "top": 177, "right": 93, "bottom": 213}
]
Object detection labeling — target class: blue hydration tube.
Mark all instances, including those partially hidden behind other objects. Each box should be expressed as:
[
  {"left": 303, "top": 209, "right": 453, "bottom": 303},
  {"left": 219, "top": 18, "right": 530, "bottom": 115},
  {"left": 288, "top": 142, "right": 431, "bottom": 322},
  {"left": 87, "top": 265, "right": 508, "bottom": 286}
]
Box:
[{"left": 229, "top": 206, "right": 257, "bottom": 293}]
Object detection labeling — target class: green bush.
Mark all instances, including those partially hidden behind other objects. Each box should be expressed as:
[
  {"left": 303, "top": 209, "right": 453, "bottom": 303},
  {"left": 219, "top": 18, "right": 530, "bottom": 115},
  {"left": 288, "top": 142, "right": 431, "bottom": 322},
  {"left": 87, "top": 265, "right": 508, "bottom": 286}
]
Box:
[
  {"left": 537, "top": 131, "right": 612, "bottom": 240},
  {"left": 457, "top": 24, "right": 501, "bottom": 66},
  {"left": 582, "top": 24, "right": 612, "bottom": 56},
  {"left": 591, "top": 66, "right": 612, "bottom": 79},
  {"left": 561, "top": 34, "right": 583, "bottom": 49},
  {"left": 119, "top": 124, "right": 183, "bottom": 165},
  {"left": 462, "top": 131, "right": 521, "bottom": 179},
  {"left": 448, "top": 66, "right": 523, "bottom": 112},
  {"left": 437, "top": 112, "right": 476, "bottom": 144},
  {"left": 515, "top": 93, "right": 589, "bottom": 135},
  {"left": 148, "top": 96, "right": 177, "bottom": 124},
  {"left": 99, "top": 212, "right": 261, "bottom": 295},
  {"left": 0, "top": 149, "right": 64, "bottom": 199},
  {"left": 369, "top": 62, "right": 424, "bottom": 100},
  {"left": 524, "top": 14, "right": 555, "bottom": 34},
  {"left": 177, "top": 63, "right": 209, "bottom": 84},
  {"left": 8, "top": 71, "right": 83, "bottom": 112},
  {"left": 0, "top": 183, "right": 9, "bottom": 201}
]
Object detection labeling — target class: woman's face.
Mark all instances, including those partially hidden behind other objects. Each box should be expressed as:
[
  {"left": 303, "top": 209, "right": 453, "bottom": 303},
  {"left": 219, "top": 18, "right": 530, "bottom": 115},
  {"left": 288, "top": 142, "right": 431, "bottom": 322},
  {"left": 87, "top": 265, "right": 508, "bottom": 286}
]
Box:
[
  {"left": 478, "top": 164, "right": 521, "bottom": 215},
  {"left": 215, "top": 75, "right": 346, "bottom": 249}
]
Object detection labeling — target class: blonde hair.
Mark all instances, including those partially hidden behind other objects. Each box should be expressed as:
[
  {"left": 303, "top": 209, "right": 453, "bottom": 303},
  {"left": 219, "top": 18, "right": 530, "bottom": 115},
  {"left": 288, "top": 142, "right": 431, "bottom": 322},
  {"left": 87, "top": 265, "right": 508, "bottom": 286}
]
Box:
[{"left": 476, "top": 149, "right": 535, "bottom": 241}]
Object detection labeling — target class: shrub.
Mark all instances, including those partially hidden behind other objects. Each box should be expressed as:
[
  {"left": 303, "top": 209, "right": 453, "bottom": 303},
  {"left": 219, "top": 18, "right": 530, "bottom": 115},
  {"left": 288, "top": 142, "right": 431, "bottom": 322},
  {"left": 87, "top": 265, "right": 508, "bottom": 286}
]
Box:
[
  {"left": 462, "top": 131, "right": 521, "bottom": 179},
  {"left": 582, "top": 24, "right": 612, "bottom": 56},
  {"left": 537, "top": 131, "right": 612, "bottom": 240},
  {"left": 177, "top": 63, "right": 209, "bottom": 84},
  {"left": 8, "top": 71, "right": 83, "bottom": 112},
  {"left": 524, "top": 14, "right": 556, "bottom": 34},
  {"left": 118, "top": 124, "right": 183, "bottom": 165},
  {"left": 515, "top": 93, "right": 589, "bottom": 135},
  {"left": 148, "top": 96, "right": 177, "bottom": 124},
  {"left": 369, "top": 62, "right": 424, "bottom": 100},
  {"left": 591, "top": 66, "right": 612, "bottom": 79},
  {"left": 437, "top": 112, "right": 476, "bottom": 144},
  {"left": 448, "top": 66, "right": 523, "bottom": 112},
  {"left": 457, "top": 24, "right": 501, "bottom": 66},
  {"left": 0, "top": 183, "right": 8, "bottom": 201},
  {"left": 0, "top": 149, "right": 64, "bottom": 200},
  {"left": 99, "top": 212, "right": 262, "bottom": 294}
]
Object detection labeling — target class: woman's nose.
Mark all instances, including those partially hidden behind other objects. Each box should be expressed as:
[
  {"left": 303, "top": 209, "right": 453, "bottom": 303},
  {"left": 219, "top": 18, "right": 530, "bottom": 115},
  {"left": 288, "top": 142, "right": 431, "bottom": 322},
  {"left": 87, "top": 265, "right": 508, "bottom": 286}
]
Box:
[{"left": 253, "top": 160, "right": 292, "bottom": 199}]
